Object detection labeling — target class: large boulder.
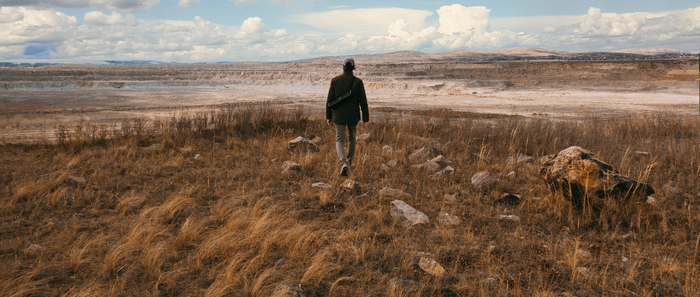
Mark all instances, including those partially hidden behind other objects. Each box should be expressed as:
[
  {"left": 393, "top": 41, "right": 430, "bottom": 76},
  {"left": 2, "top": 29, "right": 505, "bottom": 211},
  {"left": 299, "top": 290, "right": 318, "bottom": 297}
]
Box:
[
  {"left": 539, "top": 146, "right": 654, "bottom": 208},
  {"left": 390, "top": 200, "right": 429, "bottom": 226},
  {"left": 288, "top": 136, "right": 319, "bottom": 153}
]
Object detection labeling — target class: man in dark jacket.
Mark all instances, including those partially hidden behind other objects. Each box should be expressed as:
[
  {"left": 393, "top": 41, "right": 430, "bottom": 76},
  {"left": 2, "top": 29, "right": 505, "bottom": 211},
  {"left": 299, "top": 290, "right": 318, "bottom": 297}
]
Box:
[{"left": 326, "top": 57, "right": 369, "bottom": 176}]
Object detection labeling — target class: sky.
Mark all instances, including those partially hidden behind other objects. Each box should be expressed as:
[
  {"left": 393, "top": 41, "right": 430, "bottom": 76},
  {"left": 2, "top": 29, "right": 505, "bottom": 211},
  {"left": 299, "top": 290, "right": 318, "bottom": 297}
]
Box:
[{"left": 0, "top": 0, "right": 698, "bottom": 62}]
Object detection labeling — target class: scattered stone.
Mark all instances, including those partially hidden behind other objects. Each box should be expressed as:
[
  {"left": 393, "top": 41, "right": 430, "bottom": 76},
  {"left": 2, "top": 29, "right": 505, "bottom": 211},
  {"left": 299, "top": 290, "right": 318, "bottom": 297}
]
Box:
[
  {"left": 288, "top": 136, "right": 319, "bottom": 153},
  {"left": 472, "top": 153, "right": 490, "bottom": 164},
  {"left": 431, "top": 155, "right": 454, "bottom": 168},
  {"left": 379, "top": 163, "right": 391, "bottom": 174},
  {"left": 387, "top": 159, "right": 401, "bottom": 168},
  {"left": 576, "top": 249, "right": 592, "bottom": 258},
  {"left": 483, "top": 277, "right": 498, "bottom": 285},
  {"left": 539, "top": 146, "right": 654, "bottom": 209},
  {"left": 444, "top": 192, "right": 460, "bottom": 202},
  {"left": 274, "top": 257, "right": 288, "bottom": 267},
  {"left": 430, "top": 166, "right": 455, "bottom": 179},
  {"left": 390, "top": 200, "right": 429, "bottom": 226},
  {"left": 66, "top": 176, "right": 86, "bottom": 185},
  {"left": 497, "top": 193, "right": 521, "bottom": 205},
  {"left": 311, "top": 136, "right": 321, "bottom": 144},
  {"left": 418, "top": 257, "right": 446, "bottom": 277},
  {"left": 620, "top": 233, "right": 631, "bottom": 239},
  {"left": 622, "top": 256, "right": 629, "bottom": 262},
  {"left": 341, "top": 179, "right": 361, "bottom": 193},
  {"left": 499, "top": 215, "right": 520, "bottom": 222},
  {"left": 388, "top": 278, "right": 418, "bottom": 292},
  {"left": 408, "top": 147, "right": 442, "bottom": 163},
  {"left": 412, "top": 160, "right": 441, "bottom": 173},
  {"left": 437, "top": 212, "right": 461, "bottom": 225},
  {"left": 129, "top": 199, "right": 145, "bottom": 209},
  {"left": 379, "top": 187, "right": 411, "bottom": 197},
  {"left": 26, "top": 244, "right": 43, "bottom": 254},
  {"left": 507, "top": 153, "right": 534, "bottom": 165},
  {"left": 356, "top": 132, "right": 375, "bottom": 143},
  {"left": 382, "top": 145, "right": 394, "bottom": 156},
  {"left": 471, "top": 171, "right": 500, "bottom": 191},
  {"left": 646, "top": 196, "right": 658, "bottom": 205},
  {"left": 272, "top": 284, "right": 305, "bottom": 297},
  {"left": 282, "top": 161, "right": 302, "bottom": 174},
  {"left": 311, "top": 182, "right": 331, "bottom": 189}
]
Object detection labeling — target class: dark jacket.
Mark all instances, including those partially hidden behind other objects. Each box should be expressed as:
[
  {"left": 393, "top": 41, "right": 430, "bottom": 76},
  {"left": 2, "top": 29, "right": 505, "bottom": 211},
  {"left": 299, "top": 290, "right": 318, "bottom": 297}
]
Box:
[{"left": 326, "top": 73, "right": 369, "bottom": 125}]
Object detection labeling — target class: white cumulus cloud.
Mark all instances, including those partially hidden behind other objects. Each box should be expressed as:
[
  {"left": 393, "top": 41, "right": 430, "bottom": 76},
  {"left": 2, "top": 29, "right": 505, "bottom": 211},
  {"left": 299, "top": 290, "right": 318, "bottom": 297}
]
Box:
[
  {"left": 0, "top": 0, "right": 159, "bottom": 11},
  {"left": 437, "top": 5, "right": 490, "bottom": 35},
  {"left": 292, "top": 7, "right": 433, "bottom": 35},
  {"left": 84, "top": 11, "right": 137, "bottom": 26},
  {"left": 178, "top": 0, "right": 201, "bottom": 9}
]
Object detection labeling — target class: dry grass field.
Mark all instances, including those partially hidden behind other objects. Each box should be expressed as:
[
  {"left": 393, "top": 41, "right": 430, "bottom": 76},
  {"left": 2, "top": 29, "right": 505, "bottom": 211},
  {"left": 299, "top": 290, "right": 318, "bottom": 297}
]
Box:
[{"left": 1, "top": 105, "right": 699, "bottom": 296}]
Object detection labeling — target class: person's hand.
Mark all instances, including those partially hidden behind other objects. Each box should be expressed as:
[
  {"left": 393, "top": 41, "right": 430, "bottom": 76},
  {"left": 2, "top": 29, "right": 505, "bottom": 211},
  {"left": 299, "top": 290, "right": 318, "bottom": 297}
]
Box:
[
  {"left": 327, "top": 119, "right": 334, "bottom": 126},
  {"left": 362, "top": 121, "right": 368, "bottom": 128}
]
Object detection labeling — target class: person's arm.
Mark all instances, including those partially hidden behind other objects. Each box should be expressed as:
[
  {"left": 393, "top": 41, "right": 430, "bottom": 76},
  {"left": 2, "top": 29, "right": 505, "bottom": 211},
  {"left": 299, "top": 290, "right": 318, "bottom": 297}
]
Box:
[
  {"left": 358, "top": 80, "right": 369, "bottom": 126},
  {"left": 326, "top": 80, "right": 334, "bottom": 125}
]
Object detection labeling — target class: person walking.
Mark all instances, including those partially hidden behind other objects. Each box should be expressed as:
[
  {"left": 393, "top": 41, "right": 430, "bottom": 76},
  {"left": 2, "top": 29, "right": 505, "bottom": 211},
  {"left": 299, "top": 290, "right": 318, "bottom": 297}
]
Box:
[{"left": 326, "top": 57, "right": 369, "bottom": 177}]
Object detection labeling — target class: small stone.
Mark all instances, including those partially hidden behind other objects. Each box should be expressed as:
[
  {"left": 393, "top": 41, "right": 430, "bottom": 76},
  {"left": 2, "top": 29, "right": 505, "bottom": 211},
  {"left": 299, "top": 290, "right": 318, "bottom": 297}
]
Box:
[
  {"left": 388, "top": 278, "right": 418, "bottom": 292},
  {"left": 620, "top": 233, "right": 631, "bottom": 239},
  {"left": 274, "top": 258, "right": 288, "bottom": 267},
  {"left": 272, "top": 284, "right": 305, "bottom": 297},
  {"left": 379, "top": 163, "right": 391, "bottom": 174},
  {"left": 622, "top": 256, "right": 629, "bottom": 262},
  {"left": 288, "top": 136, "right": 319, "bottom": 153},
  {"left": 418, "top": 257, "right": 446, "bottom": 277},
  {"left": 282, "top": 161, "right": 302, "bottom": 174},
  {"left": 444, "top": 192, "right": 460, "bottom": 202},
  {"left": 471, "top": 171, "right": 500, "bottom": 191},
  {"left": 430, "top": 166, "right": 455, "bottom": 179},
  {"left": 341, "top": 179, "right": 361, "bottom": 193},
  {"left": 409, "top": 147, "right": 442, "bottom": 163},
  {"left": 129, "top": 199, "right": 145, "bottom": 209},
  {"left": 647, "top": 196, "right": 658, "bottom": 205},
  {"left": 311, "top": 182, "right": 331, "bottom": 189},
  {"left": 67, "top": 176, "right": 86, "bottom": 184},
  {"left": 412, "top": 160, "right": 441, "bottom": 172},
  {"left": 387, "top": 159, "right": 400, "bottom": 167},
  {"left": 437, "top": 212, "right": 461, "bottom": 225},
  {"left": 507, "top": 153, "right": 533, "bottom": 165},
  {"left": 430, "top": 155, "right": 454, "bottom": 168},
  {"left": 26, "top": 244, "right": 43, "bottom": 254},
  {"left": 576, "top": 249, "right": 592, "bottom": 258},
  {"left": 379, "top": 187, "right": 410, "bottom": 197},
  {"left": 390, "top": 200, "right": 429, "bottom": 226},
  {"left": 483, "top": 277, "right": 498, "bottom": 285},
  {"left": 382, "top": 145, "right": 394, "bottom": 156},
  {"left": 194, "top": 154, "right": 203, "bottom": 160},
  {"left": 356, "top": 132, "right": 375, "bottom": 143},
  {"left": 499, "top": 215, "right": 520, "bottom": 222}
]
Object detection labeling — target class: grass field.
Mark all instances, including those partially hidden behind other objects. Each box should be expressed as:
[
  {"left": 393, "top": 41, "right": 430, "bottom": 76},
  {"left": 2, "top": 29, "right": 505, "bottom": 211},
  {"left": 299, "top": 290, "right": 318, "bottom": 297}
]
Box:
[{"left": 1, "top": 105, "right": 699, "bottom": 296}]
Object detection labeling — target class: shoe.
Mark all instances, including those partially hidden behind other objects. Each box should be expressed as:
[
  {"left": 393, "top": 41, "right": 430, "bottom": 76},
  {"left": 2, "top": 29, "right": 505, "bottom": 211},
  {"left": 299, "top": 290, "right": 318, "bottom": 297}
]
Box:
[{"left": 340, "top": 163, "right": 349, "bottom": 177}]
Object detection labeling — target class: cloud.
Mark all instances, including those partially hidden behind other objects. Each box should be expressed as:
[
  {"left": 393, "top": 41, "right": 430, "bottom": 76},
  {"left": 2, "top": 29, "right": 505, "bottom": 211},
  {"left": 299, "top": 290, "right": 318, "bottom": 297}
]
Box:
[
  {"left": 84, "top": 11, "right": 137, "bottom": 26},
  {"left": 229, "top": 0, "right": 257, "bottom": 4},
  {"left": 292, "top": 7, "right": 433, "bottom": 35},
  {"left": 0, "top": 0, "right": 159, "bottom": 11},
  {"left": 0, "top": 8, "right": 24, "bottom": 23},
  {"left": 24, "top": 42, "right": 56, "bottom": 58},
  {"left": 437, "top": 4, "right": 490, "bottom": 35},
  {"left": 178, "top": 0, "right": 201, "bottom": 9}
]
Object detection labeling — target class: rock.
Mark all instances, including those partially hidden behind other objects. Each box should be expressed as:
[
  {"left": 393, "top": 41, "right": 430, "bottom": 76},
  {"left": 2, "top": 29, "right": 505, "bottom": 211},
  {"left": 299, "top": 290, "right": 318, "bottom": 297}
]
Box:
[
  {"left": 274, "top": 257, "right": 288, "bottom": 267},
  {"left": 622, "top": 256, "right": 629, "bottom": 262},
  {"left": 412, "top": 160, "right": 441, "bottom": 173},
  {"left": 539, "top": 146, "right": 654, "bottom": 209},
  {"left": 382, "top": 145, "right": 394, "bottom": 156},
  {"left": 471, "top": 171, "right": 500, "bottom": 191},
  {"left": 356, "top": 132, "right": 375, "bottom": 143},
  {"left": 408, "top": 147, "right": 442, "bottom": 163},
  {"left": 129, "top": 199, "right": 145, "bottom": 209},
  {"left": 26, "top": 244, "right": 43, "bottom": 254},
  {"left": 194, "top": 154, "right": 203, "bottom": 160},
  {"left": 444, "top": 192, "right": 460, "bottom": 202},
  {"left": 272, "top": 284, "right": 305, "bottom": 297},
  {"left": 67, "top": 175, "right": 86, "bottom": 185},
  {"left": 497, "top": 193, "right": 521, "bottom": 205},
  {"left": 341, "top": 179, "right": 361, "bottom": 193},
  {"left": 288, "top": 136, "right": 319, "bottom": 153},
  {"left": 387, "top": 159, "right": 401, "bottom": 167},
  {"left": 388, "top": 278, "right": 418, "bottom": 292},
  {"left": 437, "top": 212, "right": 461, "bottom": 225},
  {"left": 507, "top": 153, "right": 533, "bottom": 165},
  {"left": 390, "top": 200, "right": 429, "bottom": 226},
  {"left": 430, "top": 155, "right": 454, "bottom": 169},
  {"left": 646, "top": 196, "right": 658, "bottom": 205},
  {"left": 430, "top": 165, "right": 455, "bottom": 179},
  {"left": 499, "top": 215, "right": 520, "bottom": 222},
  {"left": 472, "top": 153, "right": 490, "bottom": 164},
  {"left": 282, "top": 161, "right": 301, "bottom": 174},
  {"left": 311, "top": 182, "right": 331, "bottom": 189},
  {"left": 418, "top": 257, "right": 446, "bottom": 277},
  {"left": 379, "top": 187, "right": 410, "bottom": 197},
  {"left": 311, "top": 136, "right": 321, "bottom": 144},
  {"left": 379, "top": 163, "right": 391, "bottom": 174}
]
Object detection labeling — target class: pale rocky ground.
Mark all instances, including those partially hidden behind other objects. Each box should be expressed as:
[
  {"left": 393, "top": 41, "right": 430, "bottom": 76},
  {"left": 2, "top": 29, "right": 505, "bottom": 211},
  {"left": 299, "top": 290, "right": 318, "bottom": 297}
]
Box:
[{"left": 0, "top": 58, "right": 697, "bottom": 142}]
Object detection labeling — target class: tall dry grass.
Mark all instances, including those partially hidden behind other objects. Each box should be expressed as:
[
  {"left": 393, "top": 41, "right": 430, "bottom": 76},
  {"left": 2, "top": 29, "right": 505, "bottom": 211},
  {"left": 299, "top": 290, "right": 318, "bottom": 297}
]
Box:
[{"left": 1, "top": 105, "right": 699, "bottom": 296}]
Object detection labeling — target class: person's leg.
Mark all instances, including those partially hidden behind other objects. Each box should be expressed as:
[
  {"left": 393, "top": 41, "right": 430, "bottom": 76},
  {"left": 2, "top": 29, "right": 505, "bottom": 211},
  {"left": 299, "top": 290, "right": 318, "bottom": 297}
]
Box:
[
  {"left": 335, "top": 123, "right": 348, "bottom": 165},
  {"left": 346, "top": 124, "right": 357, "bottom": 165}
]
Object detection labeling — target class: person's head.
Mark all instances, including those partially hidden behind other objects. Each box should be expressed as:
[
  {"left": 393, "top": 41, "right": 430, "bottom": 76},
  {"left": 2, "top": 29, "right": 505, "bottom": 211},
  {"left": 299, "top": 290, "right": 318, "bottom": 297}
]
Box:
[{"left": 343, "top": 57, "right": 355, "bottom": 72}]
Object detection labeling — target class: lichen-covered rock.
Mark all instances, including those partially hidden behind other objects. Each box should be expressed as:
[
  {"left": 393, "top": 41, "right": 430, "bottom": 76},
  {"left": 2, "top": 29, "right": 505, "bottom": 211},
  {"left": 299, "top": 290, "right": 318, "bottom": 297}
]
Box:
[
  {"left": 507, "top": 153, "right": 533, "bottom": 165},
  {"left": 408, "top": 147, "right": 442, "bottom": 163},
  {"left": 356, "top": 132, "right": 375, "bottom": 143},
  {"left": 288, "top": 136, "right": 319, "bottom": 153},
  {"left": 418, "top": 257, "right": 446, "bottom": 277},
  {"left": 471, "top": 171, "right": 500, "bottom": 191},
  {"left": 539, "top": 146, "right": 654, "bottom": 209},
  {"left": 282, "top": 161, "right": 301, "bottom": 174},
  {"left": 437, "top": 212, "right": 461, "bottom": 225},
  {"left": 390, "top": 200, "right": 429, "bottom": 226}
]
